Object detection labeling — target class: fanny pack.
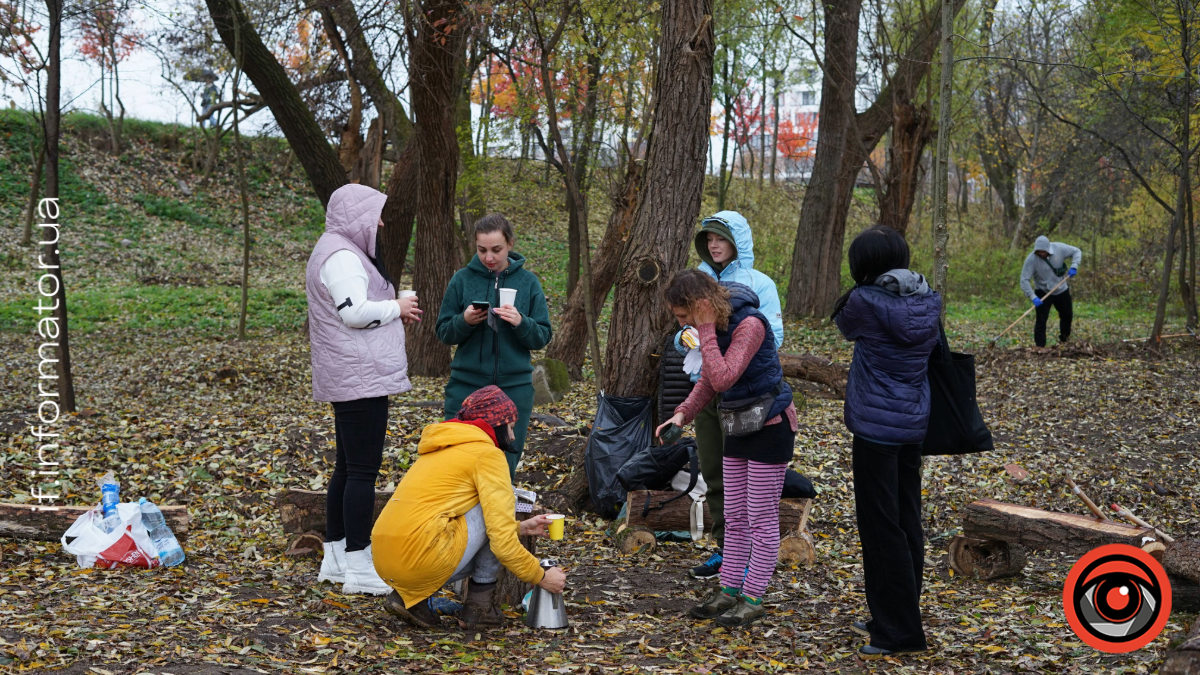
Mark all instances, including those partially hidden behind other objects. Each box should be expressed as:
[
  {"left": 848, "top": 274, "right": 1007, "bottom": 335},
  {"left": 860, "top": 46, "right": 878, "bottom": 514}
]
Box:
[{"left": 717, "top": 383, "right": 783, "bottom": 437}]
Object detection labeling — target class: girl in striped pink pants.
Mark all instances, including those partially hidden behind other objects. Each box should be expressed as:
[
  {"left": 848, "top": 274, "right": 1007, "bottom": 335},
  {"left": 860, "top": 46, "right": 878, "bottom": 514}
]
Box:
[{"left": 657, "top": 270, "right": 797, "bottom": 627}]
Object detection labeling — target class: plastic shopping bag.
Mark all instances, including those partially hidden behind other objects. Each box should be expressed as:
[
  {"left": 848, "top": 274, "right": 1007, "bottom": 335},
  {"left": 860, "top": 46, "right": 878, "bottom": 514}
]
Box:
[{"left": 61, "top": 502, "right": 159, "bottom": 569}]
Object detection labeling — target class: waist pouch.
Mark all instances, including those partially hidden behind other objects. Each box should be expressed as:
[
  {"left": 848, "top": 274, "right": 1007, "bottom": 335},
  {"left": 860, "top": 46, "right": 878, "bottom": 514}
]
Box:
[{"left": 717, "top": 384, "right": 782, "bottom": 437}]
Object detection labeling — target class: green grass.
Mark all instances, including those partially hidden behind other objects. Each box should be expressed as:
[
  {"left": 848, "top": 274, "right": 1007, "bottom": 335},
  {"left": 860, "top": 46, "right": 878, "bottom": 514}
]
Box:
[
  {"left": 132, "top": 193, "right": 220, "bottom": 231},
  {"left": 0, "top": 285, "right": 306, "bottom": 335}
]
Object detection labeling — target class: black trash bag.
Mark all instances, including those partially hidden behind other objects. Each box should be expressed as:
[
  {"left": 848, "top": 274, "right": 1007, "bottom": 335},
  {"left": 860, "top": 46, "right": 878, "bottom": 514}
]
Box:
[
  {"left": 922, "top": 322, "right": 995, "bottom": 456},
  {"left": 584, "top": 394, "right": 653, "bottom": 519},
  {"left": 617, "top": 438, "right": 697, "bottom": 492},
  {"left": 782, "top": 468, "right": 816, "bottom": 499}
]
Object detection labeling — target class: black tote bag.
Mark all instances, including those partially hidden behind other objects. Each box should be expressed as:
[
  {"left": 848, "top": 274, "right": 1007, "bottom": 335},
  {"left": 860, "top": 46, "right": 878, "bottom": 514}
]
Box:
[
  {"left": 921, "top": 323, "right": 994, "bottom": 456},
  {"left": 584, "top": 394, "right": 653, "bottom": 519}
]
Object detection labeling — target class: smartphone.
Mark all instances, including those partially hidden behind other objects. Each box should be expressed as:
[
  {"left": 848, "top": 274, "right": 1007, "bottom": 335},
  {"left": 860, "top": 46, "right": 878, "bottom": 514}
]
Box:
[{"left": 471, "top": 301, "right": 490, "bottom": 312}]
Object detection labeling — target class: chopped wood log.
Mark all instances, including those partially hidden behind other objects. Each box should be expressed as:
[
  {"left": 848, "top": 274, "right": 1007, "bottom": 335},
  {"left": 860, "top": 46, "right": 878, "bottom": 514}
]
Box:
[
  {"left": 1163, "top": 537, "right": 1200, "bottom": 584},
  {"left": 947, "top": 536, "right": 1028, "bottom": 580},
  {"left": 962, "top": 499, "right": 1157, "bottom": 556},
  {"left": 1161, "top": 614, "right": 1200, "bottom": 675},
  {"left": 1142, "top": 541, "right": 1167, "bottom": 561},
  {"left": 0, "top": 502, "right": 190, "bottom": 542},
  {"left": 276, "top": 488, "right": 392, "bottom": 536},
  {"left": 778, "top": 531, "right": 817, "bottom": 566},
  {"left": 285, "top": 532, "right": 324, "bottom": 558},
  {"left": 613, "top": 521, "right": 657, "bottom": 555},
  {"left": 625, "top": 491, "right": 811, "bottom": 537},
  {"left": 779, "top": 353, "right": 847, "bottom": 398},
  {"left": 1173, "top": 576, "right": 1200, "bottom": 614}
]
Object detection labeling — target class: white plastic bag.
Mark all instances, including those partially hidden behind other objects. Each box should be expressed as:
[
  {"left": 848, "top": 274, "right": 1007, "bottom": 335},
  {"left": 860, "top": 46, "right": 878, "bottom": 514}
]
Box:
[{"left": 61, "top": 502, "right": 160, "bottom": 569}]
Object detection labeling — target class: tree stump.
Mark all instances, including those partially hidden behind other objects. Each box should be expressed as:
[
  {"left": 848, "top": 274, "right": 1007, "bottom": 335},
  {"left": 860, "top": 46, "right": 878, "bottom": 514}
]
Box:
[
  {"left": 613, "top": 521, "right": 657, "bottom": 555},
  {"left": 947, "top": 535, "right": 1028, "bottom": 580},
  {"left": 1164, "top": 537, "right": 1200, "bottom": 584},
  {"left": 276, "top": 488, "right": 392, "bottom": 537}
]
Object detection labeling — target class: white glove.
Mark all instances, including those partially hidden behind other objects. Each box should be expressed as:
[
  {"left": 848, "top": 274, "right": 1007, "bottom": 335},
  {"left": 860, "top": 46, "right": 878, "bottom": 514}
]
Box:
[{"left": 683, "top": 348, "right": 703, "bottom": 377}]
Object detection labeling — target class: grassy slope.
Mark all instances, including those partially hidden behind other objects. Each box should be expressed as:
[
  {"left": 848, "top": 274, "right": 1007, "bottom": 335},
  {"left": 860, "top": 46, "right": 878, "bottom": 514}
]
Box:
[{"left": 0, "top": 109, "right": 1187, "bottom": 352}]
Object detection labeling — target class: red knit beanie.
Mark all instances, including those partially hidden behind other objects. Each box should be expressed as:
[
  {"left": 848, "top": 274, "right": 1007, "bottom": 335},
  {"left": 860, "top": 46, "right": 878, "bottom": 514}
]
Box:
[{"left": 457, "top": 385, "right": 518, "bottom": 427}]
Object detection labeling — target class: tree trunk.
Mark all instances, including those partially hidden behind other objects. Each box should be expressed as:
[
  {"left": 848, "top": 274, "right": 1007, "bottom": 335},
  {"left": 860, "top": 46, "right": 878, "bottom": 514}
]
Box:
[
  {"left": 784, "top": 0, "right": 862, "bottom": 318},
  {"left": 233, "top": 20, "right": 252, "bottom": 341},
  {"left": 323, "top": 6, "right": 364, "bottom": 173},
  {"left": 205, "top": 0, "right": 346, "bottom": 205},
  {"left": 21, "top": 141, "right": 45, "bottom": 246},
  {"left": 932, "top": 0, "right": 953, "bottom": 298},
  {"left": 351, "top": 117, "right": 385, "bottom": 189},
  {"left": 565, "top": 52, "right": 603, "bottom": 299},
  {"left": 600, "top": 0, "right": 715, "bottom": 396},
  {"left": 405, "top": 0, "right": 467, "bottom": 376},
  {"left": 41, "top": 0, "right": 76, "bottom": 414},
  {"left": 1152, "top": 174, "right": 1186, "bottom": 341},
  {"left": 878, "top": 97, "right": 932, "bottom": 236},
  {"left": 379, "top": 140, "right": 418, "bottom": 283},
  {"left": 546, "top": 160, "right": 644, "bottom": 379},
  {"left": 326, "top": 0, "right": 414, "bottom": 149},
  {"left": 717, "top": 49, "right": 735, "bottom": 210},
  {"left": 785, "top": 0, "right": 963, "bottom": 318},
  {"left": 778, "top": 352, "right": 848, "bottom": 397}
]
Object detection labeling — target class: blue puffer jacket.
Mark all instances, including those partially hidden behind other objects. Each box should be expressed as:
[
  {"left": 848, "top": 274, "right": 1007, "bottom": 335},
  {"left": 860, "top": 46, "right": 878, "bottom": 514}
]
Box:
[
  {"left": 697, "top": 211, "right": 785, "bottom": 349},
  {"left": 719, "top": 283, "right": 793, "bottom": 421},
  {"left": 834, "top": 272, "right": 942, "bottom": 445}
]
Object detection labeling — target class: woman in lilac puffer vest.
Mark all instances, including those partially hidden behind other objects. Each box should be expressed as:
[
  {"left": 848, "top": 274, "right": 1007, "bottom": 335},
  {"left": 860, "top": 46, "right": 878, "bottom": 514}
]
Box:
[{"left": 304, "top": 184, "right": 421, "bottom": 597}]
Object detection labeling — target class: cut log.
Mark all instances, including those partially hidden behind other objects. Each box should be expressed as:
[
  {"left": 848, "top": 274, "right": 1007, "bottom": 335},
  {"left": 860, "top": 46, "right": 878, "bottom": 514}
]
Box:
[
  {"left": 613, "top": 521, "right": 657, "bottom": 555},
  {"left": 1173, "top": 575, "right": 1200, "bottom": 614},
  {"left": 276, "top": 488, "right": 392, "bottom": 536},
  {"left": 1142, "top": 540, "right": 1167, "bottom": 561},
  {"left": 1164, "top": 537, "right": 1200, "bottom": 584},
  {"left": 625, "top": 491, "right": 811, "bottom": 536},
  {"left": 962, "top": 499, "right": 1157, "bottom": 556},
  {"left": 285, "top": 532, "right": 324, "bottom": 558},
  {"left": 0, "top": 503, "right": 190, "bottom": 542},
  {"left": 778, "top": 531, "right": 817, "bottom": 566},
  {"left": 779, "top": 353, "right": 847, "bottom": 398},
  {"left": 947, "top": 535, "right": 1028, "bottom": 580},
  {"left": 1161, "top": 614, "right": 1200, "bottom": 675}
]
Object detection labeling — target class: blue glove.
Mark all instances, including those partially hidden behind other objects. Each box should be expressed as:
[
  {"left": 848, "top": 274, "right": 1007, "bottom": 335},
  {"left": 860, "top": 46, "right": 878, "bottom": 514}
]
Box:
[
  {"left": 1068, "top": 267, "right": 1077, "bottom": 277},
  {"left": 1032, "top": 297, "right": 1043, "bottom": 307}
]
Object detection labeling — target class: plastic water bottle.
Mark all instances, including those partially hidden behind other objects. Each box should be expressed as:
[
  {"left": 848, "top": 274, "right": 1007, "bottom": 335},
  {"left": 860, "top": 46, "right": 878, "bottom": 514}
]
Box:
[
  {"left": 98, "top": 471, "right": 120, "bottom": 534},
  {"left": 138, "top": 498, "right": 185, "bottom": 567}
]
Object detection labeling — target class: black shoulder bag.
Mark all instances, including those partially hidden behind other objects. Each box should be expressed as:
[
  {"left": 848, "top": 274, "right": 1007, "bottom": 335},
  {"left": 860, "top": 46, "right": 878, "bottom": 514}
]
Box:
[{"left": 921, "top": 322, "right": 995, "bottom": 456}]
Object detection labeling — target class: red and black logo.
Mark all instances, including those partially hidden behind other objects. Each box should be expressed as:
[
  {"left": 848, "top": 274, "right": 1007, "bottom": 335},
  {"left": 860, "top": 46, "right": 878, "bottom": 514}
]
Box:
[{"left": 1063, "top": 544, "right": 1172, "bottom": 653}]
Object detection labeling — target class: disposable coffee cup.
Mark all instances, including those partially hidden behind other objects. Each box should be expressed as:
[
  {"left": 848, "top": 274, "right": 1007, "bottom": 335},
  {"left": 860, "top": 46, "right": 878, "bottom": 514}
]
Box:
[
  {"left": 399, "top": 290, "right": 416, "bottom": 299},
  {"left": 546, "top": 514, "right": 565, "bottom": 540},
  {"left": 498, "top": 288, "right": 517, "bottom": 307}
]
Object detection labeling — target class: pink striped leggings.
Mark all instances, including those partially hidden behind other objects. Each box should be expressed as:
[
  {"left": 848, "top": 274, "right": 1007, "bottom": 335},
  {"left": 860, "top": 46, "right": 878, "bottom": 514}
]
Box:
[{"left": 718, "top": 456, "right": 789, "bottom": 598}]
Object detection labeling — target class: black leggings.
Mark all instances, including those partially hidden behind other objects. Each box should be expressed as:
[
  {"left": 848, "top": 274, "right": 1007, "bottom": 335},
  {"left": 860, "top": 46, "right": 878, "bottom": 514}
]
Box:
[{"left": 326, "top": 396, "right": 389, "bottom": 552}]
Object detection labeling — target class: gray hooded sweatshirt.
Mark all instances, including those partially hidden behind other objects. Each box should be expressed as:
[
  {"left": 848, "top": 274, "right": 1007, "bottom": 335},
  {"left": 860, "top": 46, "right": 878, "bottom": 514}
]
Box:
[{"left": 1020, "top": 236, "right": 1081, "bottom": 300}]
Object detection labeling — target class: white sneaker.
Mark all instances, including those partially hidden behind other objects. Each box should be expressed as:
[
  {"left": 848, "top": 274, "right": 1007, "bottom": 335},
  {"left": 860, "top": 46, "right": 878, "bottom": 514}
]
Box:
[
  {"left": 317, "top": 539, "right": 347, "bottom": 584},
  {"left": 342, "top": 545, "right": 392, "bottom": 596}
]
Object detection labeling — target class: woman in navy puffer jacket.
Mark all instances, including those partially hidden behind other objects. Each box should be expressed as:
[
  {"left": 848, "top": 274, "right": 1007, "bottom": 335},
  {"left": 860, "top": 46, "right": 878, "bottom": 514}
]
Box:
[{"left": 832, "top": 225, "right": 941, "bottom": 660}]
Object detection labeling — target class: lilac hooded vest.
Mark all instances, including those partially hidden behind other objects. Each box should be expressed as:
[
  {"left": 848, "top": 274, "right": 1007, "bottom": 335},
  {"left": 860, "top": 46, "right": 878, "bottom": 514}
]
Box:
[{"left": 305, "top": 184, "right": 411, "bottom": 403}]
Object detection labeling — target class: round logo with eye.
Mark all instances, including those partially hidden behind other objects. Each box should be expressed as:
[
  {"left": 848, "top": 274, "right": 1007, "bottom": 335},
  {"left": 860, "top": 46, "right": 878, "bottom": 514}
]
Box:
[{"left": 1063, "top": 544, "right": 1172, "bottom": 653}]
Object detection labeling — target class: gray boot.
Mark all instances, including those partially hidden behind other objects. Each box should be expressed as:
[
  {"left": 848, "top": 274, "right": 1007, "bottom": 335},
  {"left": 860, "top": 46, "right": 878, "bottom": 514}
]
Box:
[{"left": 688, "top": 588, "right": 740, "bottom": 619}]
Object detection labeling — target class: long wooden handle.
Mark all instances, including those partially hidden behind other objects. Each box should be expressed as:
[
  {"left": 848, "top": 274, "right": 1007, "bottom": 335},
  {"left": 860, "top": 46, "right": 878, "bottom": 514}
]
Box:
[
  {"left": 1111, "top": 503, "right": 1175, "bottom": 544},
  {"left": 991, "top": 274, "right": 1071, "bottom": 343},
  {"left": 1066, "top": 477, "right": 1111, "bottom": 521}
]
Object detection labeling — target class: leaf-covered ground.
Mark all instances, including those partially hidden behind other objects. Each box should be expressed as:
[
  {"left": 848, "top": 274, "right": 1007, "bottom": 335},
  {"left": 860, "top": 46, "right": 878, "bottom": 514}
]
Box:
[{"left": 0, "top": 327, "right": 1196, "bottom": 674}]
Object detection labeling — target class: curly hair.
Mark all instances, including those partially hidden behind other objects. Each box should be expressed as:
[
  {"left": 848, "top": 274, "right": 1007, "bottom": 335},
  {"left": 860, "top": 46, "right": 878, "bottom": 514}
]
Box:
[{"left": 664, "top": 269, "right": 732, "bottom": 330}]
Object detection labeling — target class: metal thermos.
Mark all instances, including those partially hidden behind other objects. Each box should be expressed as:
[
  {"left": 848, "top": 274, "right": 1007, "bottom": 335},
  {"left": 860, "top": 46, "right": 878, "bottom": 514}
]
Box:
[{"left": 524, "top": 558, "right": 568, "bottom": 629}]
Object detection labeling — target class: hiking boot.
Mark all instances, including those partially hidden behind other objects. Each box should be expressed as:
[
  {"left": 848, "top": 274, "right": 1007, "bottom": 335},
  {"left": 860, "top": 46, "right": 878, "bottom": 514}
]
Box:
[
  {"left": 384, "top": 591, "right": 441, "bottom": 629},
  {"left": 690, "top": 552, "right": 723, "bottom": 579},
  {"left": 459, "top": 582, "right": 504, "bottom": 629},
  {"left": 850, "top": 620, "right": 869, "bottom": 637},
  {"left": 342, "top": 545, "right": 391, "bottom": 596},
  {"left": 688, "top": 587, "right": 739, "bottom": 619},
  {"left": 715, "top": 596, "right": 766, "bottom": 628}
]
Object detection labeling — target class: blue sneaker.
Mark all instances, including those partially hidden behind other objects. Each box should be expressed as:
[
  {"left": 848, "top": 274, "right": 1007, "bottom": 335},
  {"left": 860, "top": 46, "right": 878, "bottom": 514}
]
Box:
[
  {"left": 690, "top": 552, "right": 723, "bottom": 579},
  {"left": 428, "top": 596, "right": 463, "bottom": 616}
]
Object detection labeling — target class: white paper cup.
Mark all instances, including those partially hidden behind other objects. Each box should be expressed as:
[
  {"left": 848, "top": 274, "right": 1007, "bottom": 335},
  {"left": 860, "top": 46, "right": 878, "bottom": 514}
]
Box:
[
  {"left": 498, "top": 288, "right": 517, "bottom": 307},
  {"left": 399, "top": 290, "right": 416, "bottom": 299}
]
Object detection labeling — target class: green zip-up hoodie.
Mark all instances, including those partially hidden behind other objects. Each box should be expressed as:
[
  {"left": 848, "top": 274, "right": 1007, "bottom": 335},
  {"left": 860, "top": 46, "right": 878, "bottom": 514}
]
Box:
[{"left": 436, "top": 252, "right": 554, "bottom": 389}]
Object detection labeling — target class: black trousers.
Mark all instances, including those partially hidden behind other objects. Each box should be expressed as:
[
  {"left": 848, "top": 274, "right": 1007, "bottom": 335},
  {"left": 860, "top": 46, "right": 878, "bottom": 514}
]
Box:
[
  {"left": 326, "top": 396, "right": 389, "bottom": 552},
  {"left": 852, "top": 436, "right": 928, "bottom": 652},
  {"left": 1033, "top": 288, "right": 1073, "bottom": 347}
]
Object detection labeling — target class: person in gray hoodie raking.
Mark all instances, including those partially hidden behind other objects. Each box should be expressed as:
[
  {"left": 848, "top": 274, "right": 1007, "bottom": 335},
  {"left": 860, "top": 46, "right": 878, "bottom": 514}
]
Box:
[
  {"left": 679, "top": 210, "right": 785, "bottom": 580},
  {"left": 305, "top": 184, "right": 423, "bottom": 596},
  {"left": 1019, "top": 236, "right": 1081, "bottom": 347}
]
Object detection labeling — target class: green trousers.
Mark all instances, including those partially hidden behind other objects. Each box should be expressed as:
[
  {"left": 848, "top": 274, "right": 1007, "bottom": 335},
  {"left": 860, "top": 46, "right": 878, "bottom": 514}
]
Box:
[
  {"left": 443, "top": 379, "right": 534, "bottom": 481},
  {"left": 694, "top": 395, "right": 725, "bottom": 546}
]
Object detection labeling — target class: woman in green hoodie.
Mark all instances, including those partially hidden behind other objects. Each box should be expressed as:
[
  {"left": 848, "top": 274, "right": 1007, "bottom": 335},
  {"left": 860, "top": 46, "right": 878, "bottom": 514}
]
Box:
[{"left": 436, "top": 214, "right": 554, "bottom": 479}]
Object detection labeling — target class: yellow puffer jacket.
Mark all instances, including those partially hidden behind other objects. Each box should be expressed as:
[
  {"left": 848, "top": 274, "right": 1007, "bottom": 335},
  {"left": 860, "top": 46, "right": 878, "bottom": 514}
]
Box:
[{"left": 372, "top": 421, "right": 544, "bottom": 607}]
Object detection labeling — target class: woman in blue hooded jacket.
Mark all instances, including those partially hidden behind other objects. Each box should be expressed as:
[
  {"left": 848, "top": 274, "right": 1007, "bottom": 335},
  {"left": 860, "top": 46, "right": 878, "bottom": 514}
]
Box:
[{"left": 832, "top": 225, "right": 941, "bottom": 659}]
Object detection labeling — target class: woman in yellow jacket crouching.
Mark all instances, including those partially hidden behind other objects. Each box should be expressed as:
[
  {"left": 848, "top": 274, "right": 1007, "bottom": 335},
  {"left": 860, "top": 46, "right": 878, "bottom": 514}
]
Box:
[{"left": 372, "top": 385, "right": 567, "bottom": 629}]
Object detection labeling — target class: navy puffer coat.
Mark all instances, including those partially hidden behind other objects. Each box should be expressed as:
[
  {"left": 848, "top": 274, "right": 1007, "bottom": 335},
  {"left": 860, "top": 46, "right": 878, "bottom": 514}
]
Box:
[{"left": 834, "top": 282, "right": 941, "bottom": 445}]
